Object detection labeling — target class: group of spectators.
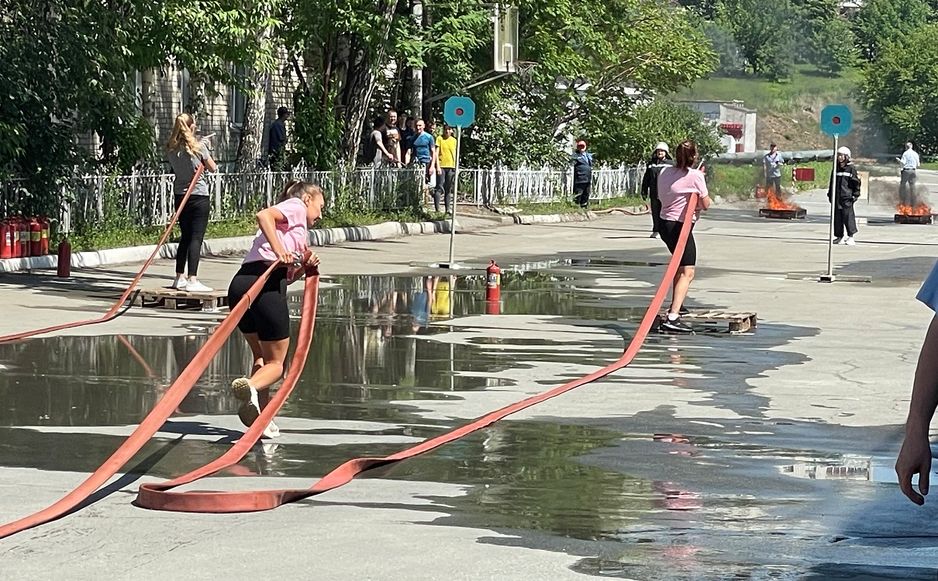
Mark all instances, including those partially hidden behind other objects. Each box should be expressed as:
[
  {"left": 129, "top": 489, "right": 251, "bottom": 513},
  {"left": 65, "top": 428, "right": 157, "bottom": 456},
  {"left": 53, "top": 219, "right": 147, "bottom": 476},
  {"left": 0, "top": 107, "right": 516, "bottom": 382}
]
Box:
[{"left": 363, "top": 110, "right": 458, "bottom": 214}]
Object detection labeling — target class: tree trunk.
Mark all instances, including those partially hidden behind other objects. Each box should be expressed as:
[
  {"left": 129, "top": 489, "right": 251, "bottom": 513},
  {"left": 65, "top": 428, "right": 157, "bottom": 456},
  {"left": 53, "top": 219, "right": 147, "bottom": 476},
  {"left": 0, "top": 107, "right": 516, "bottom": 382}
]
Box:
[
  {"left": 236, "top": 72, "right": 270, "bottom": 172},
  {"left": 141, "top": 69, "right": 157, "bottom": 135},
  {"left": 409, "top": 0, "right": 423, "bottom": 119},
  {"left": 236, "top": 21, "right": 276, "bottom": 172},
  {"left": 420, "top": 1, "right": 431, "bottom": 119},
  {"left": 338, "top": 0, "right": 401, "bottom": 161}
]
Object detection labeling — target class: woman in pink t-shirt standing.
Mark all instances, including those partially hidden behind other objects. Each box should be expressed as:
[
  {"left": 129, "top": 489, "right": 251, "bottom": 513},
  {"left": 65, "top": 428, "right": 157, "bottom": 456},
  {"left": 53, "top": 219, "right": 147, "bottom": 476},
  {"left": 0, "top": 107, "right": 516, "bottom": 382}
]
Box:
[
  {"left": 227, "top": 180, "right": 324, "bottom": 437},
  {"left": 655, "top": 140, "right": 711, "bottom": 334}
]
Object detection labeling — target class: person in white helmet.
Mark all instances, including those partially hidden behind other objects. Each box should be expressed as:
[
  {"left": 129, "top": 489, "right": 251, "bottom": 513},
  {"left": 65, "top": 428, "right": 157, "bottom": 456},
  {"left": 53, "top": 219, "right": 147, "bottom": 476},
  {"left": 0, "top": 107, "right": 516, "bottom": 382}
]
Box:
[
  {"left": 827, "top": 146, "right": 861, "bottom": 245},
  {"left": 641, "top": 142, "right": 673, "bottom": 238}
]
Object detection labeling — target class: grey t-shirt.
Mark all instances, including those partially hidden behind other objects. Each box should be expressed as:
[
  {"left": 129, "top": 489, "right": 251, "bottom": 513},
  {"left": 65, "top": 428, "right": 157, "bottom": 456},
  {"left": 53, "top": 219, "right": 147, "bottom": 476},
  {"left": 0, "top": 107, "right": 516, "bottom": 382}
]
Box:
[{"left": 168, "top": 143, "right": 211, "bottom": 197}]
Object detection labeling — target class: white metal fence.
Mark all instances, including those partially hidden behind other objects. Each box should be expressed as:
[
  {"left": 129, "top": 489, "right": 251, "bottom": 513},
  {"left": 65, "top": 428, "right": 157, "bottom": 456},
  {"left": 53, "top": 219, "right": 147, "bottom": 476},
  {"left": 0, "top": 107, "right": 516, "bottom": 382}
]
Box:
[{"left": 1, "top": 165, "right": 643, "bottom": 232}]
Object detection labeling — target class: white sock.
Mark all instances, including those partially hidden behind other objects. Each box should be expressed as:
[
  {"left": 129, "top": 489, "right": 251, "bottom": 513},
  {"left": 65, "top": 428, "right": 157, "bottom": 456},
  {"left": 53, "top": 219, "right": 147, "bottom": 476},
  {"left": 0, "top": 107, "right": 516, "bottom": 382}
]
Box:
[{"left": 667, "top": 313, "right": 680, "bottom": 321}]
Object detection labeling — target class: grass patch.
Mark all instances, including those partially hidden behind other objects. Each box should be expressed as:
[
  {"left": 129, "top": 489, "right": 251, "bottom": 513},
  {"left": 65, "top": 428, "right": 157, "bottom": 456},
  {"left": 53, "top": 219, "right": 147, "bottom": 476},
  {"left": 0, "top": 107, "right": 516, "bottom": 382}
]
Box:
[{"left": 677, "top": 65, "right": 862, "bottom": 112}]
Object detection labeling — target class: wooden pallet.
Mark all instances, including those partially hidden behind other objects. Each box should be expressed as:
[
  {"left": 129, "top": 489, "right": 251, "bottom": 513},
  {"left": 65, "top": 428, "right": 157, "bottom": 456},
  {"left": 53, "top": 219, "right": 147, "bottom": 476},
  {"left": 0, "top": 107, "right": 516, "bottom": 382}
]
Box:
[
  {"left": 136, "top": 288, "right": 228, "bottom": 312},
  {"left": 655, "top": 310, "right": 757, "bottom": 334}
]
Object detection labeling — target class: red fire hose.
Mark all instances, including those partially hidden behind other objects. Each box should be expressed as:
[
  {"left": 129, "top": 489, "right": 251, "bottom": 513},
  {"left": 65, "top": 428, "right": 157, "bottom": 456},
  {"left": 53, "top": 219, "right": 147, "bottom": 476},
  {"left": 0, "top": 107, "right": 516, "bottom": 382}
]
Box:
[
  {"left": 0, "top": 164, "right": 205, "bottom": 345},
  {"left": 0, "top": 196, "right": 697, "bottom": 537}
]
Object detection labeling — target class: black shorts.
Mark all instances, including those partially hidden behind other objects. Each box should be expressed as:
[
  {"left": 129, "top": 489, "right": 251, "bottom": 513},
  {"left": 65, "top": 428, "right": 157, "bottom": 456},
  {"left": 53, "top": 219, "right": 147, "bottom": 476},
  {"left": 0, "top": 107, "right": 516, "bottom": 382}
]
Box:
[
  {"left": 227, "top": 261, "right": 290, "bottom": 341},
  {"left": 659, "top": 220, "right": 697, "bottom": 267}
]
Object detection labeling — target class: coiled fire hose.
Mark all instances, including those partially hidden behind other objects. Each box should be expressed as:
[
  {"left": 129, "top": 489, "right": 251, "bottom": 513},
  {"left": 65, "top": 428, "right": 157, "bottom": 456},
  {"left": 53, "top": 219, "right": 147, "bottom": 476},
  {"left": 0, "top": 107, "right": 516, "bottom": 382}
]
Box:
[
  {"left": 0, "top": 164, "right": 205, "bottom": 345},
  {"left": 0, "top": 196, "right": 697, "bottom": 537}
]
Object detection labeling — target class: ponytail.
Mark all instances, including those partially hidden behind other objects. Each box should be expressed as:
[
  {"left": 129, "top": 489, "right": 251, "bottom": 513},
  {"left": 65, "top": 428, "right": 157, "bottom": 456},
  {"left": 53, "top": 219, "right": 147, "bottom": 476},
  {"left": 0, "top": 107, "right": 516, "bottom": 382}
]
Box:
[{"left": 167, "top": 113, "right": 201, "bottom": 158}]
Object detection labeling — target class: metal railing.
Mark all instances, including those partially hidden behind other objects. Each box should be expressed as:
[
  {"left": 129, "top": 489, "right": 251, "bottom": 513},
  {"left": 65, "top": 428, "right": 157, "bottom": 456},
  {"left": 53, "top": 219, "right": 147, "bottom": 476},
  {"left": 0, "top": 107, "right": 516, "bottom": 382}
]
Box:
[{"left": 1, "top": 165, "right": 643, "bottom": 232}]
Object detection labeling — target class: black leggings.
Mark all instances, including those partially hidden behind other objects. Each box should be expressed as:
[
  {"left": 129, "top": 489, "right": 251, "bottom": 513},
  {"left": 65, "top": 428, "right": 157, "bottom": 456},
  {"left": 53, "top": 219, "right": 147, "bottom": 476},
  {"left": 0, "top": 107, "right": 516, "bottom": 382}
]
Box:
[
  {"left": 174, "top": 194, "right": 210, "bottom": 276},
  {"left": 650, "top": 194, "right": 663, "bottom": 233},
  {"left": 227, "top": 261, "right": 290, "bottom": 342}
]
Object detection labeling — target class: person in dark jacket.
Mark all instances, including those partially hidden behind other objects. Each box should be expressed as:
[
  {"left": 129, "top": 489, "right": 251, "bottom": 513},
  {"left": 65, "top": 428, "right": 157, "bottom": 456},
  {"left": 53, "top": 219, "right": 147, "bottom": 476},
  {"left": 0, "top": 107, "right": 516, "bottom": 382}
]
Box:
[
  {"left": 641, "top": 142, "right": 673, "bottom": 238},
  {"left": 572, "top": 140, "right": 594, "bottom": 208},
  {"left": 827, "top": 146, "right": 861, "bottom": 246}
]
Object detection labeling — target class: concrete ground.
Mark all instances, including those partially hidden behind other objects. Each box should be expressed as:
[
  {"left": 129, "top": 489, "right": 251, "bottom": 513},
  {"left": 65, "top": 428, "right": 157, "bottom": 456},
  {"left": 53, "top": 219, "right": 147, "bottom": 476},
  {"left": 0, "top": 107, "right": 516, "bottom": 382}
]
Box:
[{"left": 1, "top": 183, "right": 938, "bottom": 579}]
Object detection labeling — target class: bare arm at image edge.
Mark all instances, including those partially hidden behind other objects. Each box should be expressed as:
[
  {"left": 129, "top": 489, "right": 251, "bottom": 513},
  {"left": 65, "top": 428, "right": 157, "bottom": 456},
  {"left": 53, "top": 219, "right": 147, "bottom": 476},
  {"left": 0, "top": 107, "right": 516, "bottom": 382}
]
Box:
[
  {"left": 897, "top": 263, "right": 938, "bottom": 504},
  {"left": 897, "top": 316, "right": 938, "bottom": 504}
]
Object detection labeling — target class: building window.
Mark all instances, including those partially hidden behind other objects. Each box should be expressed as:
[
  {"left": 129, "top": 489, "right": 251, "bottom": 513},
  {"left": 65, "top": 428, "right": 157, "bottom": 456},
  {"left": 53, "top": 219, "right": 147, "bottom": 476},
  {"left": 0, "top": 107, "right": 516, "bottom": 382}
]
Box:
[{"left": 230, "top": 65, "right": 248, "bottom": 129}]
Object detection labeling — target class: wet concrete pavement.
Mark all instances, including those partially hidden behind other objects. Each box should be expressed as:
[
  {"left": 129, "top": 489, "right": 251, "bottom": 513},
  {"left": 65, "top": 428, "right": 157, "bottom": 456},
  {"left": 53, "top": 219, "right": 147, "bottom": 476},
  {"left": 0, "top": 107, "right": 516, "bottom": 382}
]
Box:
[{"left": 2, "top": 195, "right": 938, "bottom": 579}]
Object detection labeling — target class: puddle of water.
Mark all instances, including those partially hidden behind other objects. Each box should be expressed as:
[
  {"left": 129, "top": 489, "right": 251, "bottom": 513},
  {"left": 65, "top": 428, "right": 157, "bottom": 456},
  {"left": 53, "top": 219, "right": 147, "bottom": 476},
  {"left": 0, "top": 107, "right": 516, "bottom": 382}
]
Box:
[{"left": 0, "top": 258, "right": 907, "bottom": 577}]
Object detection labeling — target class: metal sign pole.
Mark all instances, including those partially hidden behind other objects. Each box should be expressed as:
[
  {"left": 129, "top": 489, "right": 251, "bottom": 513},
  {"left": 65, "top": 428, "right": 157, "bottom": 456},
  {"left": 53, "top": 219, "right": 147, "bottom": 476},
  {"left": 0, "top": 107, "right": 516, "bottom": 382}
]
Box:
[
  {"left": 447, "top": 125, "right": 462, "bottom": 267},
  {"left": 825, "top": 134, "right": 838, "bottom": 281}
]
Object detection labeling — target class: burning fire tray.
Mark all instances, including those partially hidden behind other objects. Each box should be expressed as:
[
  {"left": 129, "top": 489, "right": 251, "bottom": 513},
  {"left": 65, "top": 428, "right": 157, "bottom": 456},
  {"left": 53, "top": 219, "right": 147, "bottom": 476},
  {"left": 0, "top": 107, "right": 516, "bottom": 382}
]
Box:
[
  {"left": 760, "top": 208, "right": 806, "bottom": 220},
  {"left": 894, "top": 214, "right": 933, "bottom": 225}
]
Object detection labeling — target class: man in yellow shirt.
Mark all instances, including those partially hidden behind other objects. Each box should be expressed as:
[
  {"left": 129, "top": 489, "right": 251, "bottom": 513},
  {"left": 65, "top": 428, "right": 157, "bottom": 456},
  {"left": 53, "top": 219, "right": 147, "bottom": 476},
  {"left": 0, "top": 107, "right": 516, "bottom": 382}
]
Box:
[{"left": 434, "top": 125, "right": 458, "bottom": 214}]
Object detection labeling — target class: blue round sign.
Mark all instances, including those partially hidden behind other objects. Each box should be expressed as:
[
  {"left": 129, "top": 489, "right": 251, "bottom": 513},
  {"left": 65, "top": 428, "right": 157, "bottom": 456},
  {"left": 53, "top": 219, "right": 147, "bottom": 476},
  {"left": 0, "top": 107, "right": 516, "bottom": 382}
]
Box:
[
  {"left": 820, "top": 104, "right": 853, "bottom": 137},
  {"left": 444, "top": 96, "right": 476, "bottom": 128}
]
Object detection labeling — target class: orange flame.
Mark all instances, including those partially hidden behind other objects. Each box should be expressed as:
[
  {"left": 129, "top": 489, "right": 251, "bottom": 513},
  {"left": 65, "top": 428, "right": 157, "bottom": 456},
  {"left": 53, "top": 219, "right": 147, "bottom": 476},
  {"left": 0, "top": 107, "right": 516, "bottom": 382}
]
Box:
[
  {"left": 896, "top": 203, "right": 932, "bottom": 216},
  {"left": 764, "top": 187, "right": 801, "bottom": 211}
]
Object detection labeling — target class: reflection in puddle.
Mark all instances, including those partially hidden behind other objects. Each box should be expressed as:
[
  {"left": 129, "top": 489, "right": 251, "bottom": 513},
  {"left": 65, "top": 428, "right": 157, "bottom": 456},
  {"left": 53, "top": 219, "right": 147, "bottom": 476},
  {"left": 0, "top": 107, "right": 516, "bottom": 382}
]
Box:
[{"left": 781, "top": 455, "right": 900, "bottom": 484}]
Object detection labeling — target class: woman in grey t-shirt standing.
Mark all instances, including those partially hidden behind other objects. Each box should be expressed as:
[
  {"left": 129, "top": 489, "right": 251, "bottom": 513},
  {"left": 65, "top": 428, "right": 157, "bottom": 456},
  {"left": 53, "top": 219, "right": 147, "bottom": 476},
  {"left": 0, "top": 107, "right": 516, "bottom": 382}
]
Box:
[{"left": 167, "top": 113, "right": 217, "bottom": 292}]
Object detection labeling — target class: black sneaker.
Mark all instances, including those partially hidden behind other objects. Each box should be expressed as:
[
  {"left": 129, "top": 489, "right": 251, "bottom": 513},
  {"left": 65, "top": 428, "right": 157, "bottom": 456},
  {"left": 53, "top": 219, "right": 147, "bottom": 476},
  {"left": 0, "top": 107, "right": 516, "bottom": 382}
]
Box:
[
  {"left": 661, "top": 316, "right": 694, "bottom": 334},
  {"left": 670, "top": 305, "right": 690, "bottom": 316}
]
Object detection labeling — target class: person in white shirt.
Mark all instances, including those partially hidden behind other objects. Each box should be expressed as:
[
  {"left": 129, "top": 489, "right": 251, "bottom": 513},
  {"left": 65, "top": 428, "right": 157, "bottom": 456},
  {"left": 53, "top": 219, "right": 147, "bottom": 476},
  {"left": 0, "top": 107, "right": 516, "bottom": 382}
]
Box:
[
  {"left": 763, "top": 143, "right": 784, "bottom": 195},
  {"left": 898, "top": 142, "right": 921, "bottom": 206}
]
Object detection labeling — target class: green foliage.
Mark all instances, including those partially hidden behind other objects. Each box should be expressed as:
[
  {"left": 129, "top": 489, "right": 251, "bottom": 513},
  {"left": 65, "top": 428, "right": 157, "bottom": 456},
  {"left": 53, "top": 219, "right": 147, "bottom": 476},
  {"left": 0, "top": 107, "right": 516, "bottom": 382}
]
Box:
[
  {"left": 853, "top": 0, "right": 932, "bottom": 62},
  {"left": 795, "top": 0, "right": 858, "bottom": 73},
  {"left": 291, "top": 88, "right": 342, "bottom": 170},
  {"left": 701, "top": 21, "right": 747, "bottom": 76},
  {"left": 583, "top": 101, "right": 723, "bottom": 165},
  {"left": 462, "top": 0, "right": 716, "bottom": 168},
  {"left": 863, "top": 23, "right": 938, "bottom": 153},
  {"left": 716, "top": 0, "right": 795, "bottom": 80}
]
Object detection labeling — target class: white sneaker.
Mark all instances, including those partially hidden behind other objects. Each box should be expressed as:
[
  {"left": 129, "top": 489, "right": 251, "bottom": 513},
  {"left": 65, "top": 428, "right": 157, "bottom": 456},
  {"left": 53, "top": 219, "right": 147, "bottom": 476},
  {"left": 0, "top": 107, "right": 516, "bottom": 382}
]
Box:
[
  {"left": 170, "top": 278, "right": 187, "bottom": 290},
  {"left": 262, "top": 420, "right": 281, "bottom": 439},
  {"left": 844, "top": 236, "right": 856, "bottom": 246},
  {"left": 832, "top": 237, "right": 843, "bottom": 245},
  {"left": 231, "top": 377, "right": 260, "bottom": 427},
  {"left": 185, "top": 280, "right": 214, "bottom": 293}
]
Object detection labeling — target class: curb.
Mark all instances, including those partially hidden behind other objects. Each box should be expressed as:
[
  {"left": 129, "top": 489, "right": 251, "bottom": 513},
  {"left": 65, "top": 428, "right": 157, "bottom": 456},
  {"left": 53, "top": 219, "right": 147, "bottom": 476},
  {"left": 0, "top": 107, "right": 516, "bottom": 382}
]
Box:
[{"left": 0, "top": 212, "right": 549, "bottom": 273}]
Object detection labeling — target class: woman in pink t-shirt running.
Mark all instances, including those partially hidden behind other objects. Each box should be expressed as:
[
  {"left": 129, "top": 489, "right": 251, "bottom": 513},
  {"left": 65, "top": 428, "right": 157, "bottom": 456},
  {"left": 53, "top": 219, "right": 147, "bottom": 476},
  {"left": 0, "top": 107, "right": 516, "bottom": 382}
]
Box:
[
  {"left": 655, "top": 140, "right": 711, "bottom": 334},
  {"left": 227, "top": 180, "right": 324, "bottom": 437}
]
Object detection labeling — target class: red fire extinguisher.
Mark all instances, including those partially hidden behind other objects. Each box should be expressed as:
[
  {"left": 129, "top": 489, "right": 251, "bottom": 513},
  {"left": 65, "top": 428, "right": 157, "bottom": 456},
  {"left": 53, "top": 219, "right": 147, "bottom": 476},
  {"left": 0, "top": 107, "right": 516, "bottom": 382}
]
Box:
[
  {"left": 29, "top": 218, "right": 41, "bottom": 257},
  {"left": 18, "top": 217, "right": 29, "bottom": 258},
  {"left": 11, "top": 217, "right": 21, "bottom": 259},
  {"left": 57, "top": 238, "right": 71, "bottom": 278},
  {"left": 486, "top": 259, "right": 501, "bottom": 315},
  {"left": 0, "top": 221, "right": 11, "bottom": 260},
  {"left": 39, "top": 217, "right": 50, "bottom": 255}
]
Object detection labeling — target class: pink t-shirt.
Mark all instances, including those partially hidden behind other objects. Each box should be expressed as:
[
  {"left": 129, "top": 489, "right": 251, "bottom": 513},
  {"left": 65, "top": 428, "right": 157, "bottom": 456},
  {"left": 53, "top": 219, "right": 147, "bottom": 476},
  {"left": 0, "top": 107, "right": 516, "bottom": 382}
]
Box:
[
  {"left": 243, "top": 198, "right": 309, "bottom": 264},
  {"left": 656, "top": 167, "right": 709, "bottom": 222}
]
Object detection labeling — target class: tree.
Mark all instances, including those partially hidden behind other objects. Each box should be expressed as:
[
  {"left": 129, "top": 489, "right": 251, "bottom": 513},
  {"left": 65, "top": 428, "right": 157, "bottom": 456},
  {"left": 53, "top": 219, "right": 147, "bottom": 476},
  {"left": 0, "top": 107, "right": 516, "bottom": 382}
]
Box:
[
  {"left": 462, "top": 0, "right": 718, "bottom": 167},
  {"left": 863, "top": 23, "right": 938, "bottom": 154},
  {"left": 853, "top": 0, "right": 932, "bottom": 62},
  {"left": 794, "top": 0, "right": 857, "bottom": 73},
  {"left": 581, "top": 100, "right": 724, "bottom": 165},
  {"left": 716, "top": 0, "right": 795, "bottom": 80}
]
